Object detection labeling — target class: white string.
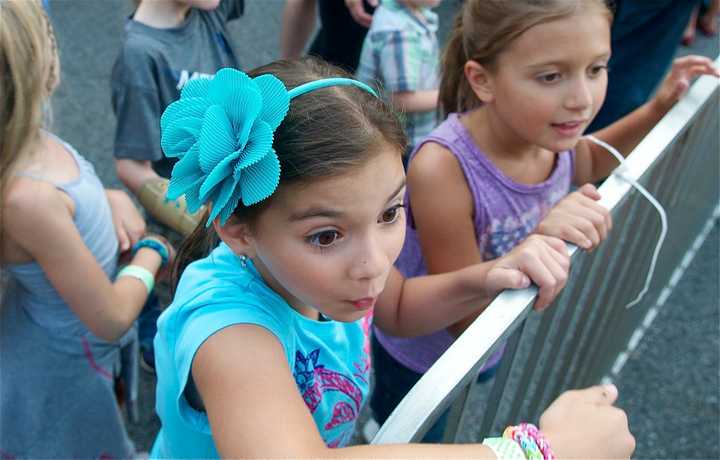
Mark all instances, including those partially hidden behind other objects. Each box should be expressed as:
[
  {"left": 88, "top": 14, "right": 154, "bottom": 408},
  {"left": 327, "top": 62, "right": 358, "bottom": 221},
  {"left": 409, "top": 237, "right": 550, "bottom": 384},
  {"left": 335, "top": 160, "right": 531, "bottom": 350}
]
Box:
[{"left": 585, "top": 135, "right": 668, "bottom": 309}]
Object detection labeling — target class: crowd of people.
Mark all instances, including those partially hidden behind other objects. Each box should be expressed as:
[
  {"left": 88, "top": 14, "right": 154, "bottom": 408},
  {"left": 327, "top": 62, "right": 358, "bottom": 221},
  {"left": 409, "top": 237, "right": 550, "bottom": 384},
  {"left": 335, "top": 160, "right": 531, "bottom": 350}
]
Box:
[{"left": 1, "top": 0, "right": 718, "bottom": 458}]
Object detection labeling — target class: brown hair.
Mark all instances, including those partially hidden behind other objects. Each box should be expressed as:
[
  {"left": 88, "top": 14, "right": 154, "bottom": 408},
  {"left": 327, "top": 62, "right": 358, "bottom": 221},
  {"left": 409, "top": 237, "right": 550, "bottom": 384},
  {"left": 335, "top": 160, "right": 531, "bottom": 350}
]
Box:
[
  {"left": 439, "top": 0, "right": 613, "bottom": 116},
  {"left": 172, "top": 58, "right": 407, "bottom": 290}
]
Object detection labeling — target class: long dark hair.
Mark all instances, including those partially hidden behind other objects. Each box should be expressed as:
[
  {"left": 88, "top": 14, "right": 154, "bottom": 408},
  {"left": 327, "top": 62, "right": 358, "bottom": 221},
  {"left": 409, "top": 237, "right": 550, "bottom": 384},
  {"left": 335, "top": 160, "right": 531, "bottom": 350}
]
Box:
[{"left": 172, "top": 58, "right": 407, "bottom": 292}]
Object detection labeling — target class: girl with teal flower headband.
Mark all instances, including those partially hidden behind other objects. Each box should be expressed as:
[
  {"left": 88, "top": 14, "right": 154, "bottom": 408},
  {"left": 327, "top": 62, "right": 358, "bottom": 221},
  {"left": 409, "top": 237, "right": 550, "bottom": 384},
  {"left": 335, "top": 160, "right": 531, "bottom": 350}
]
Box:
[{"left": 152, "top": 58, "right": 628, "bottom": 458}]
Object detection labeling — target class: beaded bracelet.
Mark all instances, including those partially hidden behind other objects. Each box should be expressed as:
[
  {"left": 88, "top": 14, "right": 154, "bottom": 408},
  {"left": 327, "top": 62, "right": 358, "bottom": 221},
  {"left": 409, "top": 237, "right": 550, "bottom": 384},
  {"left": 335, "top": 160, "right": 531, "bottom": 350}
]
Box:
[
  {"left": 503, "top": 424, "right": 554, "bottom": 460},
  {"left": 132, "top": 238, "right": 169, "bottom": 266},
  {"left": 117, "top": 265, "right": 155, "bottom": 294},
  {"left": 517, "top": 423, "right": 555, "bottom": 460},
  {"left": 503, "top": 425, "right": 542, "bottom": 459}
]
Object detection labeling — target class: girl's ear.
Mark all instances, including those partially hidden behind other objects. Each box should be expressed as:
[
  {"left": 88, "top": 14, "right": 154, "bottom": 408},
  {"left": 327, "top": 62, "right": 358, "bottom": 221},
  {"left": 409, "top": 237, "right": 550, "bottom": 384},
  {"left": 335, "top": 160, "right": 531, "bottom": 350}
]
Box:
[
  {"left": 464, "top": 60, "right": 495, "bottom": 104},
  {"left": 214, "top": 216, "right": 256, "bottom": 258}
]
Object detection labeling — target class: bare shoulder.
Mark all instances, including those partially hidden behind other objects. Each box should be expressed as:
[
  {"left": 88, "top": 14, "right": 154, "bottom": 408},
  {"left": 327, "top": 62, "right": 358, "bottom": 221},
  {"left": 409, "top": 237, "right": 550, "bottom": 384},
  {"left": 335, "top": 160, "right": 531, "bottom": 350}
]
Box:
[
  {"left": 408, "top": 141, "right": 472, "bottom": 211},
  {"left": 4, "top": 178, "right": 71, "bottom": 223},
  {"left": 192, "top": 324, "right": 328, "bottom": 457},
  {"left": 409, "top": 141, "right": 465, "bottom": 185},
  {"left": 3, "top": 178, "right": 75, "bottom": 248}
]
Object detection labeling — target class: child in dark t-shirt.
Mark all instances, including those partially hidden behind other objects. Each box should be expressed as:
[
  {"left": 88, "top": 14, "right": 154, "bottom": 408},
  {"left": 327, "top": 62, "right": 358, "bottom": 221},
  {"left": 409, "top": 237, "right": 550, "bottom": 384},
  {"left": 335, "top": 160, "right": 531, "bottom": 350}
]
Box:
[
  {"left": 111, "top": 0, "right": 244, "bottom": 370},
  {"left": 111, "top": 0, "right": 244, "bottom": 236}
]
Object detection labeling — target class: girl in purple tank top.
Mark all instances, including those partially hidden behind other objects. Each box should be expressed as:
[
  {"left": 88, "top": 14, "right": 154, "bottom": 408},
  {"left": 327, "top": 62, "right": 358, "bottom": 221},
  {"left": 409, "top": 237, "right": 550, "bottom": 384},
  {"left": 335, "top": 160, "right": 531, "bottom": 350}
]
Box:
[{"left": 370, "top": 0, "right": 718, "bottom": 443}]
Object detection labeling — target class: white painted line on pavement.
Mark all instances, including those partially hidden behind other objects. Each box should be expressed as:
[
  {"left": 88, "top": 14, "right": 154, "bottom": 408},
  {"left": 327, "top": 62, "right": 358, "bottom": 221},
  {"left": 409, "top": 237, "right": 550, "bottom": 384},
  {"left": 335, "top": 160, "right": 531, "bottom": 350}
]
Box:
[{"left": 605, "top": 205, "right": 720, "bottom": 381}]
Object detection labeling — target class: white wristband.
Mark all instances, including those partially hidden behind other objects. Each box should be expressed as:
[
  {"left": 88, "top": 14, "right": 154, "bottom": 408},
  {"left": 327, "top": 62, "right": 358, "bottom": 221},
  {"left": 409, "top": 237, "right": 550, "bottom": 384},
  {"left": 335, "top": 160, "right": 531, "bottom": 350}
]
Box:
[
  {"left": 482, "top": 437, "right": 527, "bottom": 459},
  {"left": 117, "top": 265, "right": 155, "bottom": 294}
]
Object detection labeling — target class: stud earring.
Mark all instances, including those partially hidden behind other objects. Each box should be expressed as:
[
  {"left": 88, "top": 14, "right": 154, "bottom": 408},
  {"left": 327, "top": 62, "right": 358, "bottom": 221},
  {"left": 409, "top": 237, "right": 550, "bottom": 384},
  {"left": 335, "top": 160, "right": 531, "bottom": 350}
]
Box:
[{"left": 238, "top": 254, "right": 248, "bottom": 268}]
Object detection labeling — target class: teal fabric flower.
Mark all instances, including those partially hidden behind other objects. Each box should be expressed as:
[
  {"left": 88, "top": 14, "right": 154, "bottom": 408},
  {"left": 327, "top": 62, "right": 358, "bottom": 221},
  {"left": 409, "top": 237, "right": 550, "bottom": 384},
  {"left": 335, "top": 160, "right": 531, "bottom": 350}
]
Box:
[{"left": 160, "top": 68, "right": 290, "bottom": 226}]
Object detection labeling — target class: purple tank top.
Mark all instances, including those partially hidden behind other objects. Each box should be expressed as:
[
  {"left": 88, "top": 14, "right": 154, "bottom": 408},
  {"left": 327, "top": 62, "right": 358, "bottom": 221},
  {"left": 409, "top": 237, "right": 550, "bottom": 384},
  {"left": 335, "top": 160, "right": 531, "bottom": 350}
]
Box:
[{"left": 375, "top": 112, "right": 575, "bottom": 373}]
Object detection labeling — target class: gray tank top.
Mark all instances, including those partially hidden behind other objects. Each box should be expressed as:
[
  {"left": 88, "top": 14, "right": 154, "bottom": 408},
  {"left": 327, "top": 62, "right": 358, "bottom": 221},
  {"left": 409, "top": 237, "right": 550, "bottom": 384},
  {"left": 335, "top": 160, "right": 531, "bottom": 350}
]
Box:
[{"left": 5, "top": 134, "right": 118, "bottom": 338}]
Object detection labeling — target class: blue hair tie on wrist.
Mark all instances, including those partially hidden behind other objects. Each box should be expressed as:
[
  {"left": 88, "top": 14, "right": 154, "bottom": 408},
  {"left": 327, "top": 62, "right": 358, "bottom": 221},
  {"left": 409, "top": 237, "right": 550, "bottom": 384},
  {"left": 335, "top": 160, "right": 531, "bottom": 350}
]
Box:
[
  {"left": 160, "top": 68, "right": 378, "bottom": 227},
  {"left": 132, "top": 239, "right": 169, "bottom": 267}
]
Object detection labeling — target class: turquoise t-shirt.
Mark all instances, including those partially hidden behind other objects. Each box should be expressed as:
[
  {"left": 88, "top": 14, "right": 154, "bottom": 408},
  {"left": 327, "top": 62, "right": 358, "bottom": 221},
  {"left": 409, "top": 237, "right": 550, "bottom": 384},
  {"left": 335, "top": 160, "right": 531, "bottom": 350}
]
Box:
[{"left": 151, "top": 243, "right": 372, "bottom": 458}]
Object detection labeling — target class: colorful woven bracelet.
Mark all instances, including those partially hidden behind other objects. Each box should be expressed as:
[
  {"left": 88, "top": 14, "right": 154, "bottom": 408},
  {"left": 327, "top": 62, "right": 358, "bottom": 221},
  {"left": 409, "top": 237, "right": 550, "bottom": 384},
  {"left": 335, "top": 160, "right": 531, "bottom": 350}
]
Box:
[
  {"left": 503, "top": 425, "right": 543, "bottom": 460},
  {"left": 132, "top": 238, "right": 169, "bottom": 266},
  {"left": 517, "top": 423, "right": 555, "bottom": 460},
  {"left": 482, "top": 437, "right": 527, "bottom": 459},
  {"left": 117, "top": 265, "right": 155, "bottom": 294}
]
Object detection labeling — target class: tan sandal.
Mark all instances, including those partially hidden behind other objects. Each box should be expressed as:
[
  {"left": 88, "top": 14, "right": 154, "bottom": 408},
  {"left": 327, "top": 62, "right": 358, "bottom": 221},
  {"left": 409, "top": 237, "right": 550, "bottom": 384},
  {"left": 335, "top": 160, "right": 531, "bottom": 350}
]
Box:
[{"left": 137, "top": 178, "right": 203, "bottom": 237}]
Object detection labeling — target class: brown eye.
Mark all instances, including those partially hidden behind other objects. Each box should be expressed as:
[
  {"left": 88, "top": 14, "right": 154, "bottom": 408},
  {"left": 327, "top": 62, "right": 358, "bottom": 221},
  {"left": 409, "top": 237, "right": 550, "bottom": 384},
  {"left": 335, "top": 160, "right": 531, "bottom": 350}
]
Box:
[
  {"left": 589, "top": 65, "right": 608, "bottom": 77},
  {"left": 380, "top": 205, "right": 403, "bottom": 224},
  {"left": 539, "top": 73, "right": 561, "bottom": 83},
  {"left": 309, "top": 230, "right": 340, "bottom": 247}
]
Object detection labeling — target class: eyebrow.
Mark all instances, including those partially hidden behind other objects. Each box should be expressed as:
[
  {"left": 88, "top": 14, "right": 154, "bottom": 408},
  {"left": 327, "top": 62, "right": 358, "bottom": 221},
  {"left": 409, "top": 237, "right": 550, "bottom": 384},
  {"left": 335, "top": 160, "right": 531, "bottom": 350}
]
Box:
[
  {"left": 525, "top": 53, "right": 611, "bottom": 70},
  {"left": 288, "top": 178, "right": 407, "bottom": 222}
]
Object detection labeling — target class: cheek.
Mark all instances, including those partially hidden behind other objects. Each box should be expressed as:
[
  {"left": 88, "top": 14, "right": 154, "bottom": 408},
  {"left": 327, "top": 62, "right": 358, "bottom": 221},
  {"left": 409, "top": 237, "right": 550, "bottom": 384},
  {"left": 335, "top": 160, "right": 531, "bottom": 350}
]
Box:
[
  {"left": 592, "top": 77, "right": 608, "bottom": 113},
  {"left": 498, "top": 81, "right": 553, "bottom": 119},
  {"left": 257, "top": 245, "right": 332, "bottom": 301},
  {"left": 386, "top": 222, "right": 407, "bottom": 265}
]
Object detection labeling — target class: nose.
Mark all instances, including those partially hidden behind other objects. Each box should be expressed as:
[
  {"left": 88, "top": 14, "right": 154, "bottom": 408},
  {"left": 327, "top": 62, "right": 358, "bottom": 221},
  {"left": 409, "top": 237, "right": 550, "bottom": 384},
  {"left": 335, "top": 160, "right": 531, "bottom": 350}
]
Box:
[
  {"left": 564, "top": 76, "right": 593, "bottom": 111},
  {"left": 348, "top": 233, "right": 388, "bottom": 282}
]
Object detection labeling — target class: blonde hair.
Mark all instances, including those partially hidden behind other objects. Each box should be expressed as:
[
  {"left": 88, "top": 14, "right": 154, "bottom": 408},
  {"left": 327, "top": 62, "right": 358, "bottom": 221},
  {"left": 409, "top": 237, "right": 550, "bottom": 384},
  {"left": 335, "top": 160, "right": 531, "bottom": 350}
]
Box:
[
  {"left": 439, "top": 0, "right": 612, "bottom": 116},
  {"left": 0, "top": 0, "right": 59, "bottom": 193}
]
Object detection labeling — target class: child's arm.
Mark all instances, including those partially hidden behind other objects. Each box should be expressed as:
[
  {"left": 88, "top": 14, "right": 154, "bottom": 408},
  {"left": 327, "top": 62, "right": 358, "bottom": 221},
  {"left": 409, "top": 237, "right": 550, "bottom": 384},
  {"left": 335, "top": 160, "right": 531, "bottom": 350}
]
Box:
[
  {"left": 574, "top": 55, "right": 719, "bottom": 185},
  {"left": 193, "top": 324, "right": 499, "bottom": 458},
  {"left": 371, "top": 29, "right": 438, "bottom": 114},
  {"left": 106, "top": 189, "right": 146, "bottom": 252},
  {"left": 390, "top": 89, "right": 439, "bottom": 114},
  {"left": 344, "top": 0, "right": 377, "bottom": 28},
  {"left": 280, "top": 0, "right": 317, "bottom": 60},
  {"left": 4, "top": 180, "right": 171, "bottom": 341},
  {"left": 193, "top": 324, "right": 634, "bottom": 458},
  {"left": 116, "top": 158, "right": 159, "bottom": 195},
  {"left": 374, "top": 143, "right": 569, "bottom": 338}
]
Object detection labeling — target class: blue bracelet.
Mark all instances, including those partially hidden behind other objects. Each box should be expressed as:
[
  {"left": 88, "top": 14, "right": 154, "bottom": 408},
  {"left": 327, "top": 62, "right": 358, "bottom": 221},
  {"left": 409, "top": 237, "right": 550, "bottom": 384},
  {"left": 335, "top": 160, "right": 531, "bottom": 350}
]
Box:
[{"left": 132, "top": 239, "right": 169, "bottom": 266}]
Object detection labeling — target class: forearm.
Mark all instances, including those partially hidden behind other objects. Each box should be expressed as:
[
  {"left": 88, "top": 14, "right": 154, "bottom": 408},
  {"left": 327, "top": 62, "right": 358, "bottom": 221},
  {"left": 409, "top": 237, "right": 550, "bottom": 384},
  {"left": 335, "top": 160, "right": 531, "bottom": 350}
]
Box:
[
  {"left": 115, "top": 158, "right": 159, "bottom": 194},
  {"left": 391, "top": 89, "right": 439, "bottom": 113},
  {"left": 446, "top": 303, "right": 490, "bottom": 337},
  {"left": 104, "top": 248, "right": 163, "bottom": 341},
  {"left": 587, "top": 100, "right": 667, "bottom": 182},
  {"left": 280, "top": 0, "right": 317, "bottom": 59},
  {"left": 376, "top": 263, "right": 496, "bottom": 338},
  {"left": 324, "top": 443, "right": 496, "bottom": 459}
]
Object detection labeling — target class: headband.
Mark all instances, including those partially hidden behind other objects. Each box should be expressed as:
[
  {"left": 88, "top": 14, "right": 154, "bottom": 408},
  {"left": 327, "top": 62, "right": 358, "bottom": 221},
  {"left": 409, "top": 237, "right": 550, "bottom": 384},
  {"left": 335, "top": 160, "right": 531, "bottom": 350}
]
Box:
[{"left": 160, "top": 68, "right": 378, "bottom": 227}]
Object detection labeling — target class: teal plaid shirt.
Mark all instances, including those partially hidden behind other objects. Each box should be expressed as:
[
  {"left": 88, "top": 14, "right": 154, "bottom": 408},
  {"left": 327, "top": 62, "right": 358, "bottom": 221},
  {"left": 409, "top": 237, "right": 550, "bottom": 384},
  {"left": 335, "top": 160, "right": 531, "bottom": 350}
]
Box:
[{"left": 356, "top": 0, "right": 439, "bottom": 148}]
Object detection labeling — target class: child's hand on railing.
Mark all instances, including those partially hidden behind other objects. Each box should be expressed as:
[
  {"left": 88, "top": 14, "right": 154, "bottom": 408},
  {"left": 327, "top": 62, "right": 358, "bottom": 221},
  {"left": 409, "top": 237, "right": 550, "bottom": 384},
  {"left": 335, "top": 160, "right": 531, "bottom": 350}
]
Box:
[
  {"left": 540, "top": 384, "right": 635, "bottom": 459},
  {"left": 651, "top": 55, "right": 720, "bottom": 114},
  {"left": 536, "top": 184, "right": 612, "bottom": 251},
  {"left": 485, "top": 234, "right": 569, "bottom": 311}
]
